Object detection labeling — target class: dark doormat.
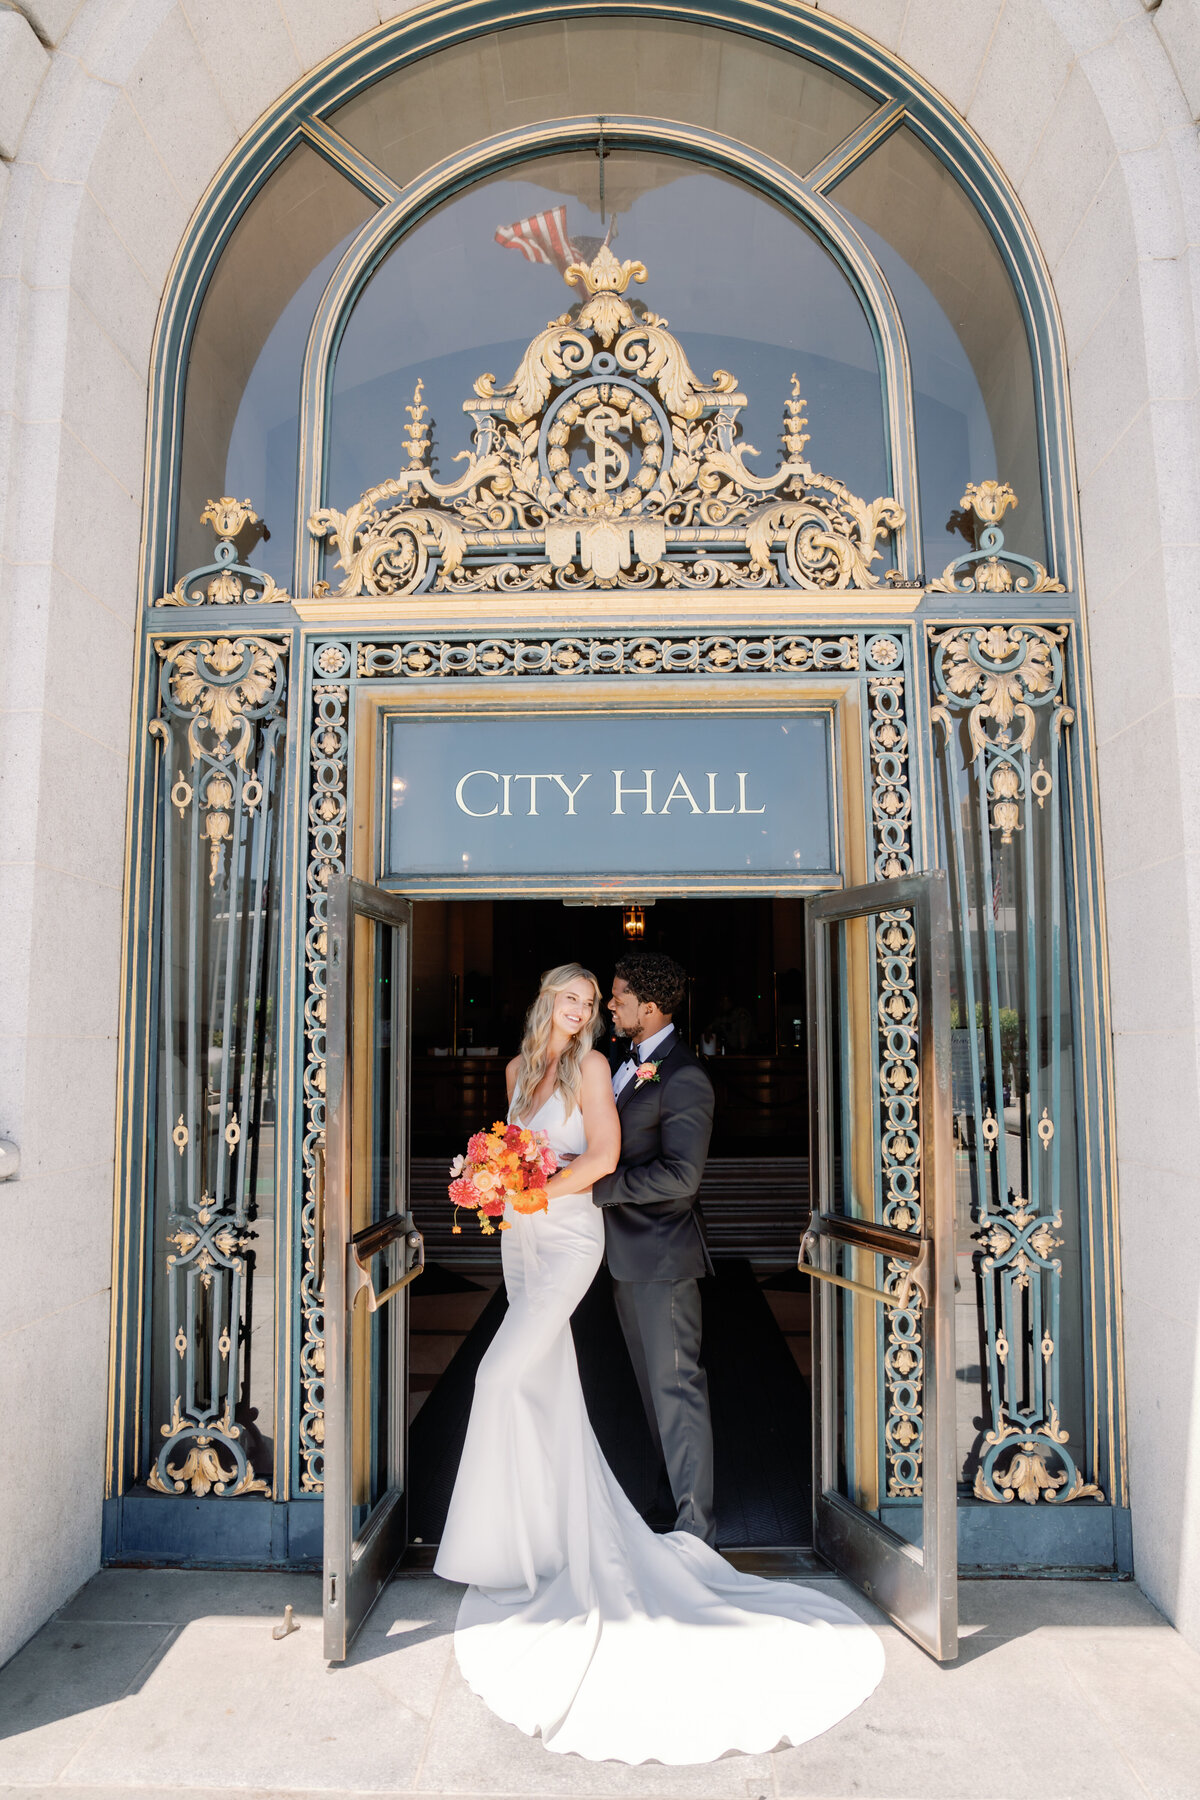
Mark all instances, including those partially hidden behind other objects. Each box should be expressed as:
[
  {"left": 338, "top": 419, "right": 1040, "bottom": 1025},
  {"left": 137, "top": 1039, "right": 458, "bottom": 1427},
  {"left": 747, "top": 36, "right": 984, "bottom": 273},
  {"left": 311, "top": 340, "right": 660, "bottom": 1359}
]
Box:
[{"left": 406, "top": 1257, "right": 812, "bottom": 1548}]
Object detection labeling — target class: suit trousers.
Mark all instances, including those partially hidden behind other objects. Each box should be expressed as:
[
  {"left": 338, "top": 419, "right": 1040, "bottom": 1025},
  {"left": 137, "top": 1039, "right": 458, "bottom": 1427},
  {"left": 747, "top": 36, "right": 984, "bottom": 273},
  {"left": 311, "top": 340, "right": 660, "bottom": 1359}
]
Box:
[{"left": 613, "top": 1275, "right": 716, "bottom": 1547}]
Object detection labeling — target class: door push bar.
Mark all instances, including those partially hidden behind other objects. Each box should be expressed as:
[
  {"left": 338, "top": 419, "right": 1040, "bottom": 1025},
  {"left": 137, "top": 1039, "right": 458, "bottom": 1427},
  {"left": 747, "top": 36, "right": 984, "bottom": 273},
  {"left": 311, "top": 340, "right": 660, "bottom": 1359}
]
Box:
[
  {"left": 798, "top": 1223, "right": 931, "bottom": 1312},
  {"left": 349, "top": 1212, "right": 425, "bottom": 1312}
]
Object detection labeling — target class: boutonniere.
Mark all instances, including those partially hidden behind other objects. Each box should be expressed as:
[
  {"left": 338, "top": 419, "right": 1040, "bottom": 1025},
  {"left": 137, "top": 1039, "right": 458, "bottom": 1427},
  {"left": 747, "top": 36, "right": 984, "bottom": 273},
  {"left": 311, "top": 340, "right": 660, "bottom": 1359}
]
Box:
[{"left": 634, "top": 1060, "right": 662, "bottom": 1088}]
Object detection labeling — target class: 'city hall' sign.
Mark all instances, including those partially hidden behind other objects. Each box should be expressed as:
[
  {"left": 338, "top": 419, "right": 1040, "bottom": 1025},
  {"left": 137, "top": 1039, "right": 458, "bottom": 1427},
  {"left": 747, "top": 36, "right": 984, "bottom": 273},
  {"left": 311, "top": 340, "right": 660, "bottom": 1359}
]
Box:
[{"left": 385, "top": 713, "right": 835, "bottom": 884}]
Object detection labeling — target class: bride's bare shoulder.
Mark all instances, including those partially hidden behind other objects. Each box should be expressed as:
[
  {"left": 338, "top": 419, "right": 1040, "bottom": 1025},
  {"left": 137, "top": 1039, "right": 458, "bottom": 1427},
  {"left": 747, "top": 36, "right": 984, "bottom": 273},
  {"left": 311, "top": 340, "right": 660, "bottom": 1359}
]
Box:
[
  {"left": 581, "top": 1048, "right": 614, "bottom": 1079},
  {"left": 505, "top": 1054, "right": 521, "bottom": 1097}
]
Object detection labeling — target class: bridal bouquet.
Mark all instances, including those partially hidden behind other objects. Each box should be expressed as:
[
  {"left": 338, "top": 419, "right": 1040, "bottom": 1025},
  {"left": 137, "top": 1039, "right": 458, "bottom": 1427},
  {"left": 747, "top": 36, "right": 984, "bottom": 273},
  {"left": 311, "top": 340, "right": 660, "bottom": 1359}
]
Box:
[{"left": 448, "top": 1122, "right": 558, "bottom": 1236}]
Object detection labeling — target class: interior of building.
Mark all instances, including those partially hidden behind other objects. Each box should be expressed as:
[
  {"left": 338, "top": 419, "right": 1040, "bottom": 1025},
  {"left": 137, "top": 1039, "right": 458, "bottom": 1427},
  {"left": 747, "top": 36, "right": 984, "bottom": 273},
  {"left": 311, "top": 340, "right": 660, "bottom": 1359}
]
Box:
[{"left": 404, "top": 898, "right": 813, "bottom": 1549}]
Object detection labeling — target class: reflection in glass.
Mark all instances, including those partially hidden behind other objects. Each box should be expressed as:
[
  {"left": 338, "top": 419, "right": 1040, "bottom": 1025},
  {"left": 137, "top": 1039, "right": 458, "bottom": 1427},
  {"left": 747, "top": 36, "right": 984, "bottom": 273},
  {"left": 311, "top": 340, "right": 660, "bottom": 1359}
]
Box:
[
  {"left": 827, "top": 1248, "right": 889, "bottom": 1525},
  {"left": 147, "top": 704, "right": 285, "bottom": 1492},
  {"left": 175, "top": 145, "right": 375, "bottom": 587},
  {"left": 833, "top": 128, "right": 1046, "bottom": 577},
  {"left": 935, "top": 710, "right": 1086, "bottom": 1493},
  {"left": 330, "top": 19, "right": 876, "bottom": 190},
  {"left": 328, "top": 152, "right": 888, "bottom": 527},
  {"left": 350, "top": 920, "right": 406, "bottom": 1536}
]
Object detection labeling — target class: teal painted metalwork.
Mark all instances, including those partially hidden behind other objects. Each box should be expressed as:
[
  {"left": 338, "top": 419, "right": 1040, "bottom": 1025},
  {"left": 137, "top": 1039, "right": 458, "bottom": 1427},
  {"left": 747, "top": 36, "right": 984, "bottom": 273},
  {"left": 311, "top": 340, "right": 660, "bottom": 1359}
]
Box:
[
  {"left": 930, "top": 622, "right": 1103, "bottom": 1506},
  {"left": 141, "top": 633, "right": 289, "bottom": 1499},
  {"left": 106, "top": 0, "right": 1126, "bottom": 1546}
]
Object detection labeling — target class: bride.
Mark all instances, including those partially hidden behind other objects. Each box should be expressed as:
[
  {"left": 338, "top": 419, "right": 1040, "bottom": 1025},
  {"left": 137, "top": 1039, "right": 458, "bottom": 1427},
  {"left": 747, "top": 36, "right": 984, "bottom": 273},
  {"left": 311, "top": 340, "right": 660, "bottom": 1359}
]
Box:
[{"left": 434, "top": 962, "right": 885, "bottom": 1764}]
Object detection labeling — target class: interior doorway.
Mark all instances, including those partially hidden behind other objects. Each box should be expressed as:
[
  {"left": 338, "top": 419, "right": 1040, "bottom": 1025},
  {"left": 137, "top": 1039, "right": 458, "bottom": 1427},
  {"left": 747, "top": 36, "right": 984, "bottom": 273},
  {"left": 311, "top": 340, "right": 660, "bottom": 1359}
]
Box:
[{"left": 404, "top": 896, "right": 815, "bottom": 1551}]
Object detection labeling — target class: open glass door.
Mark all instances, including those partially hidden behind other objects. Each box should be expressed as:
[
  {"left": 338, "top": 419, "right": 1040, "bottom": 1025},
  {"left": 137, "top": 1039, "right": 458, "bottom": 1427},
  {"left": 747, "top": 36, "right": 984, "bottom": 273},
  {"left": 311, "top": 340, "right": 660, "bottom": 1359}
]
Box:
[
  {"left": 803, "top": 872, "right": 956, "bottom": 1660},
  {"left": 322, "top": 875, "right": 424, "bottom": 1662}
]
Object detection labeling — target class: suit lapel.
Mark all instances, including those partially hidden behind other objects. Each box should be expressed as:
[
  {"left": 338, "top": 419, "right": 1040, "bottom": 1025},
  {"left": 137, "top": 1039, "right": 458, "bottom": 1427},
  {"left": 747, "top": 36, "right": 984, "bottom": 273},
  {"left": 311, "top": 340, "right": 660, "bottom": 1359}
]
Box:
[{"left": 617, "top": 1029, "right": 677, "bottom": 1117}]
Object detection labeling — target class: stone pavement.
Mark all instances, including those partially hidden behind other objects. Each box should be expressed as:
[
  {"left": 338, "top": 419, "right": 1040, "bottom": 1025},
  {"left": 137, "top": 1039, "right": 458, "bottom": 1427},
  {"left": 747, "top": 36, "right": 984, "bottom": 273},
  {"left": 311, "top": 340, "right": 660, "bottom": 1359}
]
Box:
[{"left": 0, "top": 1569, "right": 1198, "bottom": 1800}]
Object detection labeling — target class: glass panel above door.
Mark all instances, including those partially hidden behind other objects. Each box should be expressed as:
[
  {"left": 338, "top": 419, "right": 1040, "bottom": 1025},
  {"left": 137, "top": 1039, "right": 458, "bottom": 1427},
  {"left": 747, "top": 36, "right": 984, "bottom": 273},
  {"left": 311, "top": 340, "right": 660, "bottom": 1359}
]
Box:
[
  {"left": 328, "top": 18, "right": 878, "bottom": 191},
  {"left": 832, "top": 128, "right": 1046, "bottom": 580},
  {"left": 174, "top": 144, "right": 375, "bottom": 589},
  {"left": 325, "top": 149, "right": 889, "bottom": 531}
]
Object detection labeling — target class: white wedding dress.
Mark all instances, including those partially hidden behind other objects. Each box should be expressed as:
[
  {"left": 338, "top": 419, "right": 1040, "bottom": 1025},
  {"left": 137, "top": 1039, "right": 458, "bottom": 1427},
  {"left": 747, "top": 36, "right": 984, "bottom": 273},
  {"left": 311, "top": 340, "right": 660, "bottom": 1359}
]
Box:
[{"left": 433, "top": 1091, "right": 885, "bottom": 1764}]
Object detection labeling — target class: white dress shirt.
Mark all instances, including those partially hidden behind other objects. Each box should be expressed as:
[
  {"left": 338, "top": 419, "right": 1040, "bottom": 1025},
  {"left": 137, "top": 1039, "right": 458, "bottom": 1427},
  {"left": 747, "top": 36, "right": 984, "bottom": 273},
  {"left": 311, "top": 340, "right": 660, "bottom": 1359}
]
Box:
[{"left": 612, "top": 1022, "right": 675, "bottom": 1097}]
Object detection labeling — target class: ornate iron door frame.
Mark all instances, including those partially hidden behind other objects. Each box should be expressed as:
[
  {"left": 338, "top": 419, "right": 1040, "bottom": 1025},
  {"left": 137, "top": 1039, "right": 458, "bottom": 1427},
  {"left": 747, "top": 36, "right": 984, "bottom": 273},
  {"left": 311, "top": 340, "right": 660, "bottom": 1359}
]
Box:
[{"left": 805, "top": 872, "right": 956, "bottom": 1659}]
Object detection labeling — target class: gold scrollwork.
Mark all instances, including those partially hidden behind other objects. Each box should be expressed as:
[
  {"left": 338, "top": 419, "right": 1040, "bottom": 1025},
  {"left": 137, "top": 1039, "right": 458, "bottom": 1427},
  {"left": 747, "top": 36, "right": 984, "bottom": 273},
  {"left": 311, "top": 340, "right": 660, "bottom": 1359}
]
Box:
[
  {"left": 307, "top": 248, "right": 905, "bottom": 598},
  {"left": 156, "top": 497, "right": 289, "bottom": 607},
  {"left": 928, "top": 481, "right": 1064, "bottom": 594}
]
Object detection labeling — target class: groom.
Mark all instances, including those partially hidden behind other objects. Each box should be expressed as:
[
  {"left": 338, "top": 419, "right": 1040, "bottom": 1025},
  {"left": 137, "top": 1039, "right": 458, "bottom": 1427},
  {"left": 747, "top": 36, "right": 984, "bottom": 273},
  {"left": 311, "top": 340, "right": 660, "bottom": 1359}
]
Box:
[{"left": 593, "top": 952, "right": 717, "bottom": 1546}]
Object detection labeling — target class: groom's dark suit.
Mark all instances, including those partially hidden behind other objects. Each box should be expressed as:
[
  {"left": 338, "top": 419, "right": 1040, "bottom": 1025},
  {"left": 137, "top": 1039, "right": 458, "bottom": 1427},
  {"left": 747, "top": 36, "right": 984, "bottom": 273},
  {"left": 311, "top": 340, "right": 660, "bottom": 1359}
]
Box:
[{"left": 593, "top": 1028, "right": 717, "bottom": 1545}]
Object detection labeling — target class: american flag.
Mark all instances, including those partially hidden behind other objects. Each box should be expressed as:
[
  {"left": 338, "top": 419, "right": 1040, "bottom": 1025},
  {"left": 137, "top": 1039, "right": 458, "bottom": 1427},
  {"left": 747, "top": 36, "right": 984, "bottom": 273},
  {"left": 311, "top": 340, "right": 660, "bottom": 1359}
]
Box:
[{"left": 494, "top": 206, "right": 578, "bottom": 273}]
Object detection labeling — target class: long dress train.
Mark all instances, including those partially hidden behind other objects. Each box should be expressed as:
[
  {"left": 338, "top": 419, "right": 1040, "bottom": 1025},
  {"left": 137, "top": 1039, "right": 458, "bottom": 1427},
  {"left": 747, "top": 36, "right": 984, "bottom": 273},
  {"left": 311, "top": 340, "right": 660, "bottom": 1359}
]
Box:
[{"left": 433, "top": 1092, "right": 885, "bottom": 1764}]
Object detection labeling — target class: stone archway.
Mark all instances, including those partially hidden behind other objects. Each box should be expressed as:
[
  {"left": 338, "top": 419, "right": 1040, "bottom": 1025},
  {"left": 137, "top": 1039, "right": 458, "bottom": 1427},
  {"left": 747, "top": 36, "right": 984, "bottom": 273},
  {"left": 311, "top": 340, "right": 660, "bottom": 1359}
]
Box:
[{"left": 1, "top": 0, "right": 1197, "bottom": 1661}]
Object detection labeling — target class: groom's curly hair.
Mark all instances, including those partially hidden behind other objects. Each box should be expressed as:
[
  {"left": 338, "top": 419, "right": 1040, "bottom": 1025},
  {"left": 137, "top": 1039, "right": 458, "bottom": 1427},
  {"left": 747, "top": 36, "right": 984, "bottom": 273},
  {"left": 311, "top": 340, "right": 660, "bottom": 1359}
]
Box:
[{"left": 614, "top": 953, "right": 687, "bottom": 1018}]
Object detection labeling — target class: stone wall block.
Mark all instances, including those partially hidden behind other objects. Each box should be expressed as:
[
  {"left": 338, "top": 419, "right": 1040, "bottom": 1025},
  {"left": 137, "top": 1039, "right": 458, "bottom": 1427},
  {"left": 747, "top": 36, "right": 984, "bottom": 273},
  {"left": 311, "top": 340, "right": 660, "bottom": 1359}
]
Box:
[
  {"left": 1146, "top": 396, "right": 1200, "bottom": 550},
  {"left": 0, "top": 1293, "right": 109, "bottom": 1671},
  {"left": 27, "top": 863, "right": 123, "bottom": 1047},
  {"left": 78, "top": 0, "right": 185, "bottom": 86},
  {"left": 59, "top": 295, "right": 147, "bottom": 500},
  {"left": 1053, "top": 160, "right": 1140, "bottom": 355},
  {"left": 50, "top": 428, "right": 141, "bottom": 622},
  {"left": 1, "top": 561, "right": 52, "bottom": 722},
  {"left": 967, "top": 0, "right": 1076, "bottom": 181},
  {"left": 19, "top": 1026, "right": 119, "bottom": 1184},
  {"left": 1111, "top": 1022, "right": 1200, "bottom": 1174},
  {"left": 1018, "top": 61, "right": 1116, "bottom": 269},
  {"left": 69, "top": 190, "right": 157, "bottom": 377},
  {"left": 13, "top": 170, "right": 88, "bottom": 297},
  {"left": 1094, "top": 695, "right": 1184, "bottom": 873},
  {"left": 1068, "top": 268, "right": 1151, "bottom": 483},
  {"left": 1153, "top": 0, "right": 1200, "bottom": 116},
  {"left": 14, "top": 0, "right": 87, "bottom": 47},
  {"left": 0, "top": 160, "right": 42, "bottom": 284},
  {"left": 4, "top": 1163, "right": 119, "bottom": 1338},
  {"left": 1081, "top": 28, "right": 1180, "bottom": 150},
  {"left": 1134, "top": 249, "right": 1200, "bottom": 413},
  {"left": 1083, "top": 543, "right": 1171, "bottom": 741},
  {"left": 1171, "top": 696, "right": 1200, "bottom": 860},
  {"left": 29, "top": 711, "right": 131, "bottom": 894},
  {"left": 2, "top": 416, "right": 61, "bottom": 567},
  {"left": 1078, "top": 406, "right": 1161, "bottom": 603},
  {"left": 26, "top": 52, "right": 117, "bottom": 187},
  {"left": 0, "top": 273, "right": 22, "bottom": 419},
  {"left": 85, "top": 92, "right": 189, "bottom": 293},
  {"left": 18, "top": 281, "right": 70, "bottom": 425},
  {"left": 124, "top": 4, "right": 238, "bottom": 205},
  {"left": 279, "top": 0, "right": 384, "bottom": 72},
  {"left": 1162, "top": 543, "right": 1200, "bottom": 692},
  {"left": 180, "top": 0, "right": 302, "bottom": 135},
  {"left": 39, "top": 570, "right": 136, "bottom": 757},
  {"left": 1124, "top": 143, "right": 1189, "bottom": 265},
  {"left": 1105, "top": 854, "right": 1196, "bottom": 1033},
  {"left": 812, "top": 0, "right": 907, "bottom": 51},
  {"left": 892, "top": 0, "right": 1003, "bottom": 113},
  {"left": 0, "top": 9, "right": 51, "bottom": 161},
  {"left": 0, "top": 861, "right": 36, "bottom": 1044}
]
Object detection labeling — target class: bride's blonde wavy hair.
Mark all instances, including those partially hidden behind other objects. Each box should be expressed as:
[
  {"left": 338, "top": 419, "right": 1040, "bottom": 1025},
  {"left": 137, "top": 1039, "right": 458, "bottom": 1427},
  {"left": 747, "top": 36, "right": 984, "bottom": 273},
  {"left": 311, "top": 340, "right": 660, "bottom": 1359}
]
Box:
[{"left": 511, "top": 963, "right": 603, "bottom": 1122}]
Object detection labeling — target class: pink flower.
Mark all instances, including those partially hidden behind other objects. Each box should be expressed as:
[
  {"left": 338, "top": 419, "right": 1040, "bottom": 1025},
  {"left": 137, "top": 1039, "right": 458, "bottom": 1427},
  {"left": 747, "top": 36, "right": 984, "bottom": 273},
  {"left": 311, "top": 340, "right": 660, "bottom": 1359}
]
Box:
[
  {"left": 467, "top": 1131, "right": 491, "bottom": 1164},
  {"left": 635, "top": 1061, "right": 661, "bottom": 1085},
  {"left": 448, "top": 1176, "right": 481, "bottom": 1208},
  {"left": 538, "top": 1147, "right": 558, "bottom": 1177}
]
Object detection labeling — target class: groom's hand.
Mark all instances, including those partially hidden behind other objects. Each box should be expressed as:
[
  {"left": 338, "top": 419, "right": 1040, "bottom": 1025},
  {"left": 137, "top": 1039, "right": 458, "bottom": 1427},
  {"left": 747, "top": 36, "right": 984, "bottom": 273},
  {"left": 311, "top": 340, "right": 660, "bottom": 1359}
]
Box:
[{"left": 593, "top": 1063, "right": 714, "bottom": 1209}]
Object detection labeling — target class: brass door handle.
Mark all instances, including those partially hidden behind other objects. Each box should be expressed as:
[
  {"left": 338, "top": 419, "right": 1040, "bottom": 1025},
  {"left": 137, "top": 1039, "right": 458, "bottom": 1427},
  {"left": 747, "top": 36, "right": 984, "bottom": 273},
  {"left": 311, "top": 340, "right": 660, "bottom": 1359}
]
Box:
[
  {"left": 798, "top": 1226, "right": 930, "bottom": 1310},
  {"left": 348, "top": 1218, "right": 424, "bottom": 1312}
]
